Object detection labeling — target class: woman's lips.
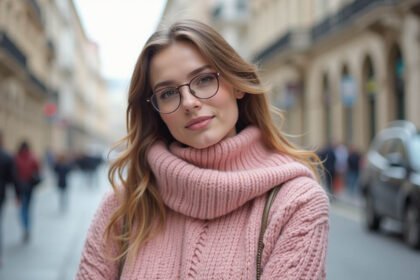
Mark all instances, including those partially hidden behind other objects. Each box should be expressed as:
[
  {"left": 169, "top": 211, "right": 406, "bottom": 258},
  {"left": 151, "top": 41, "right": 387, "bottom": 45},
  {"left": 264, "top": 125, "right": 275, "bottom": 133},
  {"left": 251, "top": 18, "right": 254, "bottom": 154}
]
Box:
[{"left": 185, "top": 116, "right": 214, "bottom": 130}]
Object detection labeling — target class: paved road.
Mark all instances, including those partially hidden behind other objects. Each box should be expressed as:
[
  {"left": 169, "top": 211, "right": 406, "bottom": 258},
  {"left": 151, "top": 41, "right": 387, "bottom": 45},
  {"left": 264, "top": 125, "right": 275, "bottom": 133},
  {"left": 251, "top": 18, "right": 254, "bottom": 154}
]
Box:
[
  {"left": 0, "top": 166, "right": 109, "bottom": 280},
  {"left": 328, "top": 201, "right": 420, "bottom": 280}
]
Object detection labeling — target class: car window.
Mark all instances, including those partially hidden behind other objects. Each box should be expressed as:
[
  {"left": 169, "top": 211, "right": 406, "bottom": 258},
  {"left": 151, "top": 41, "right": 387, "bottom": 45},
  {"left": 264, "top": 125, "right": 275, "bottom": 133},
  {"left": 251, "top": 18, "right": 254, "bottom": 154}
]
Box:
[
  {"left": 408, "top": 134, "right": 420, "bottom": 171},
  {"left": 388, "top": 138, "right": 408, "bottom": 161},
  {"left": 377, "top": 138, "right": 395, "bottom": 157}
]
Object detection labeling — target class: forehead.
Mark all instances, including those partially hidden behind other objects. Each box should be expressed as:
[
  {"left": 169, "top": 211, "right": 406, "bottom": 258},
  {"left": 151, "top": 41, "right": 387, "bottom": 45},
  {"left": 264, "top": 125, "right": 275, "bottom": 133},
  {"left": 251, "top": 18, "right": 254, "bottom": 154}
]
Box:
[{"left": 149, "top": 41, "right": 210, "bottom": 85}]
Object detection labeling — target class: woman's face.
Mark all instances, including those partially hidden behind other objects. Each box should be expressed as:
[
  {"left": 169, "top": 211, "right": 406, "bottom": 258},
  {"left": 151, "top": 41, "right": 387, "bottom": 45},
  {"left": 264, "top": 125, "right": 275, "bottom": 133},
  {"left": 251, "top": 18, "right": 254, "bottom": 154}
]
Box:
[{"left": 149, "top": 41, "right": 244, "bottom": 149}]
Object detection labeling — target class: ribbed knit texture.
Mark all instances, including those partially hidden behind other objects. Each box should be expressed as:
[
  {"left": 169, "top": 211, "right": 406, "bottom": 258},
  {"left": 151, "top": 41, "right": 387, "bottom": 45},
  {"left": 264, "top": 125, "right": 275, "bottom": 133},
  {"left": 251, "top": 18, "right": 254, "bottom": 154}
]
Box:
[{"left": 76, "top": 126, "right": 329, "bottom": 280}]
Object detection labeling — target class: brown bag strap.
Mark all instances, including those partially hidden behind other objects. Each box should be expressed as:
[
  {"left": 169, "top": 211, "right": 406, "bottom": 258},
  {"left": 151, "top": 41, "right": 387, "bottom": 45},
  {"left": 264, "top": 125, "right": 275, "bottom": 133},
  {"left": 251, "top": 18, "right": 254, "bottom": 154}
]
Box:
[
  {"left": 117, "top": 218, "right": 128, "bottom": 279},
  {"left": 256, "top": 185, "right": 282, "bottom": 280}
]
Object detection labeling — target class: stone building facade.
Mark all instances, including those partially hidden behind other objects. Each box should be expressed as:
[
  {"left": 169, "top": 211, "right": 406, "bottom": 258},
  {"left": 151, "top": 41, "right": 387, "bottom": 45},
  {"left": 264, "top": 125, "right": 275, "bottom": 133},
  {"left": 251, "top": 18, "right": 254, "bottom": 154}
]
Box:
[
  {"left": 159, "top": 0, "right": 250, "bottom": 57},
  {"left": 0, "top": 0, "right": 53, "bottom": 155},
  {"left": 251, "top": 0, "right": 420, "bottom": 150},
  {"left": 0, "top": 0, "right": 110, "bottom": 156}
]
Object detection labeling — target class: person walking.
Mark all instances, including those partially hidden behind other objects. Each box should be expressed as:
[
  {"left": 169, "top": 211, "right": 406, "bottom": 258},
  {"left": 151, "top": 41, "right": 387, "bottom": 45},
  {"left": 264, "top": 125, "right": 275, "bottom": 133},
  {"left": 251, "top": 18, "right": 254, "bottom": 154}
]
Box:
[
  {"left": 318, "top": 143, "right": 336, "bottom": 198},
  {"left": 76, "top": 20, "right": 329, "bottom": 279},
  {"left": 14, "top": 141, "right": 40, "bottom": 243},
  {"left": 333, "top": 142, "right": 348, "bottom": 193},
  {"left": 346, "top": 145, "right": 361, "bottom": 195},
  {"left": 53, "top": 153, "right": 73, "bottom": 213},
  {"left": 0, "top": 131, "right": 15, "bottom": 265}
]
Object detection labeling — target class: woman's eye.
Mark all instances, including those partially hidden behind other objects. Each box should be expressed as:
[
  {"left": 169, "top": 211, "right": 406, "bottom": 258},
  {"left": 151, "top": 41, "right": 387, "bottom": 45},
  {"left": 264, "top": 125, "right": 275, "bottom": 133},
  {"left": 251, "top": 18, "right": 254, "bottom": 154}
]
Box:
[
  {"left": 197, "top": 74, "right": 215, "bottom": 85},
  {"left": 159, "top": 89, "right": 177, "bottom": 100}
]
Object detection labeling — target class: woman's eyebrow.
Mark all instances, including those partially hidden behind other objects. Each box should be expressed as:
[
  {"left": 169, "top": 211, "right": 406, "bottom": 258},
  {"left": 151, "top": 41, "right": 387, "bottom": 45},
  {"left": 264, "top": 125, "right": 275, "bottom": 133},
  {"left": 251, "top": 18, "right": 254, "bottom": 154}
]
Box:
[
  {"left": 186, "top": 65, "right": 212, "bottom": 78},
  {"left": 153, "top": 65, "right": 212, "bottom": 91},
  {"left": 153, "top": 80, "right": 175, "bottom": 92}
]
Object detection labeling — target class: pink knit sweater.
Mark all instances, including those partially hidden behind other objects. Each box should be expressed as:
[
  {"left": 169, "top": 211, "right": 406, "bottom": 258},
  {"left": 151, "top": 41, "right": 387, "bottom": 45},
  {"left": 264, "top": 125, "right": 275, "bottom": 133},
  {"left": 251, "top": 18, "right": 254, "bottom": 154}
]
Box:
[{"left": 76, "top": 127, "right": 329, "bottom": 280}]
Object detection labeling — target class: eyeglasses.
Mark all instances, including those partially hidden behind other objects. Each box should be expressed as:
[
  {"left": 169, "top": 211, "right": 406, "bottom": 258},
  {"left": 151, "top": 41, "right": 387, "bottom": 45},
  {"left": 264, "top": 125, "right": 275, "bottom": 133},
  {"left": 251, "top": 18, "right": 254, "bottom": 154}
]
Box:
[{"left": 147, "top": 72, "right": 220, "bottom": 114}]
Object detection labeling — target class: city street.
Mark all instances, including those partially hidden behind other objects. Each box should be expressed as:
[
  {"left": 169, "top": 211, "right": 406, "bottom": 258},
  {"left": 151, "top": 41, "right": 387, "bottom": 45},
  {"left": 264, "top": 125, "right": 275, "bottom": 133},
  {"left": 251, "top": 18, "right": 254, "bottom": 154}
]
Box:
[
  {"left": 1, "top": 168, "right": 420, "bottom": 280},
  {"left": 0, "top": 166, "right": 109, "bottom": 280},
  {"left": 328, "top": 201, "right": 420, "bottom": 280}
]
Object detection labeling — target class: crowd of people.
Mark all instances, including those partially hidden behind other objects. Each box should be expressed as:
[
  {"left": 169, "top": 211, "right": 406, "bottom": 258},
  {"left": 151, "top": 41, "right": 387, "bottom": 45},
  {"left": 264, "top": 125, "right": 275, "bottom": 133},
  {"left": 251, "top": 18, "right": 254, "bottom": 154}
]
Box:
[{"left": 318, "top": 141, "right": 363, "bottom": 198}]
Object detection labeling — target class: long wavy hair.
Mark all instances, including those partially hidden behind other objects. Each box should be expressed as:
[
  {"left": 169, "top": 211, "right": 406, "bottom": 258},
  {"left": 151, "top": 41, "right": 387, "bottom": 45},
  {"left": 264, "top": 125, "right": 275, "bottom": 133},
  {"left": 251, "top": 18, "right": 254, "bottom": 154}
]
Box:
[{"left": 105, "top": 19, "right": 321, "bottom": 263}]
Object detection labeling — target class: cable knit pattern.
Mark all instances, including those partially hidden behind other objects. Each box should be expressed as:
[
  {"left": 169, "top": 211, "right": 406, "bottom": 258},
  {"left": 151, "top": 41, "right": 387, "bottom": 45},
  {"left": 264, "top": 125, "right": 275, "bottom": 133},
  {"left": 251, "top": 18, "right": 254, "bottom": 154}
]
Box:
[{"left": 76, "top": 126, "right": 329, "bottom": 280}]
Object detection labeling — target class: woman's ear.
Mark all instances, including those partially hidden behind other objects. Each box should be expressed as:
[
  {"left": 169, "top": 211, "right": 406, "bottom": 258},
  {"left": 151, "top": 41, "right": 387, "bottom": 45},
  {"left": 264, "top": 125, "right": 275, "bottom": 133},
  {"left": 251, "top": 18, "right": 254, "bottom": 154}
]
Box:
[{"left": 234, "top": 90, "right": 245, "bottom": 99}]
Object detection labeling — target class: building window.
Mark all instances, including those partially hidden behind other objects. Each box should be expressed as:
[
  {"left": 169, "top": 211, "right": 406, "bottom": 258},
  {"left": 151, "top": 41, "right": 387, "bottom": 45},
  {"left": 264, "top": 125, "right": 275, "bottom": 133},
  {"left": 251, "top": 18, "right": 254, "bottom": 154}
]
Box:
[
  {"left": 393, "top": 47, "right": 405, "bottom": 120},
  {"left": 363, "top": 56, "right": 376, "bottom": 142},
  {"left": 322, "top": 73, "right": 332, "bottom": 143},
  {"left": 340, "top": 66, "right": 356, "bottom": 145}
]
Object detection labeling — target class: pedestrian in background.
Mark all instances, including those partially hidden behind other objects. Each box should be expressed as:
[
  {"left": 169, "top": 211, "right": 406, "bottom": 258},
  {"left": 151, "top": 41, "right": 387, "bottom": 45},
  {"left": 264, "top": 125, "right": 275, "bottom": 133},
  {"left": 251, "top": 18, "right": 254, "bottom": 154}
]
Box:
[
  {"left": 14, "top": 141, "right": 40, "bottom": 243},
  {"left": 53, "top": 152, "right": 73, "bottom": 213},
  {"left": 333, "top": 142, "right": 348, "bottom": 193},
  {"left": 318, "top": 142, "right": 337, "bottom": 198},
  {"left": 0, "top": 131, "right": 15, "bottom": 265},
  {"left": 346, "top": 145, "right": 361, "bottom": 195},
  {"left": 77, "top": 20, "right": 329, "bottom": 279},
  {"left": 75, "top": 152, "right": 103, "bottom": 188}
]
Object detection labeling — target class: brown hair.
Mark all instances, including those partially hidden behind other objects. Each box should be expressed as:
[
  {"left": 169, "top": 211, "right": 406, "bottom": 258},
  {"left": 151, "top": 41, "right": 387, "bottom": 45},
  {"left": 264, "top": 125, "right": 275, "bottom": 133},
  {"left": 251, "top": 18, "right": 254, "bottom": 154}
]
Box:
[{"left": 105, "top": 19, "right": 321, "bottom": 263}]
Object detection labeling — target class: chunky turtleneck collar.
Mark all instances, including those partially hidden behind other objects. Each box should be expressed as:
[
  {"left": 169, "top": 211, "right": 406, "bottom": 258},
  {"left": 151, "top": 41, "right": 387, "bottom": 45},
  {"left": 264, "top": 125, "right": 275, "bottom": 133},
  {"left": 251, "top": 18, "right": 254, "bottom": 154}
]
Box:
[{"left": 147, "top": 126, "right": 314, "bottom": 220}]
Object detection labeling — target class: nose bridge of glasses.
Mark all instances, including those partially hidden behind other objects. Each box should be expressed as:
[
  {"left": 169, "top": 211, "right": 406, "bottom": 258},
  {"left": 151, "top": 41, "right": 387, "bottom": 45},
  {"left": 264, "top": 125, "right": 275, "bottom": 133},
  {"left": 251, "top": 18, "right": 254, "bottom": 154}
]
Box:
[{"left": 178, "top": 83, "right": 196, "bottom": 96}]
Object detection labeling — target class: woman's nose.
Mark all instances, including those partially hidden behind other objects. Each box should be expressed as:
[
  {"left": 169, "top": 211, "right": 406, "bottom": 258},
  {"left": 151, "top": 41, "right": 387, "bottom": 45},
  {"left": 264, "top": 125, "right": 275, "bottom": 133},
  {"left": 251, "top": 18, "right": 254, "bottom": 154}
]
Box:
[{"left": 179, "top": 86, "right": 201, "bottom": 110}]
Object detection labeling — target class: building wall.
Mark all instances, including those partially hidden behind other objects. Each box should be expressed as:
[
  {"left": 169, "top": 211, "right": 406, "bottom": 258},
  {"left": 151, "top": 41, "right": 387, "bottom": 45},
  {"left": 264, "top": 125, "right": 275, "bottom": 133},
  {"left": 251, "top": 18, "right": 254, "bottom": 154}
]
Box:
[
  {"left": 159, "top": 0, "right": 214, "bottom": 26},
  {"left": 0, "top": 0, "right": 51, "bottom": 156},
  {"left": 159, "top": 0, "right": 249, "bottom": 58},
  {"left": 0, "top": 0, "right": 110, "bottom": 158},
  {"left": 251, "top": 0, "right": 420, "bottom": 151},
  {"left": 44, "top": 0, "right": 110, "bottom": 154}
]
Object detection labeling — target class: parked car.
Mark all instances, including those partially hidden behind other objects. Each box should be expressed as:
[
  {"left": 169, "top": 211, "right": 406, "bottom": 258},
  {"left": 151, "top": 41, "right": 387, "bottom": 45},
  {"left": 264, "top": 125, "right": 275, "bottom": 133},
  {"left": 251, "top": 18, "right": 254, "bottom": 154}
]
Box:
[{"left": 359, "top": 120, "right": 420, "bottom": 249}]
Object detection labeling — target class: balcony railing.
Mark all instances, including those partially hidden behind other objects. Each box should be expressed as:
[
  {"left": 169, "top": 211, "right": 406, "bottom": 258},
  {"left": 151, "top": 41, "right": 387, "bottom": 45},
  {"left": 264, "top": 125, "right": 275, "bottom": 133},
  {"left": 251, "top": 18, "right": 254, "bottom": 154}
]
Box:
[
  {"left": 0, "top": 32, "right": 27, "bottom": 68},
  {"left": 311, "top": 0, "right": 400, "bottom": 41},
  {"left": 29, "top": 72, "right": 48, "bottom": 95},
  {"left": 253, "top": 29, "right": 311, "bottom": 63},
  {"left": 253, "top": 32, "right": 291, "bottom": 63},
  {"left": 0, "top": 32, "right": 49, "bottom": 96}
]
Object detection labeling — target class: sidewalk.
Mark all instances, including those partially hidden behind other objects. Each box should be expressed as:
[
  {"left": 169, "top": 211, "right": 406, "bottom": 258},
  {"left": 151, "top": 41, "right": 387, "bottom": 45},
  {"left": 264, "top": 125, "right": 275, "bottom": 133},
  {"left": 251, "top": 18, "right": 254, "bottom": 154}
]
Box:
[
  {"left": 0, "top": 166, "right": 110, "bottom": 280},
  {"left": 333, "top": 190, "right": 363, "bottom": 209}
]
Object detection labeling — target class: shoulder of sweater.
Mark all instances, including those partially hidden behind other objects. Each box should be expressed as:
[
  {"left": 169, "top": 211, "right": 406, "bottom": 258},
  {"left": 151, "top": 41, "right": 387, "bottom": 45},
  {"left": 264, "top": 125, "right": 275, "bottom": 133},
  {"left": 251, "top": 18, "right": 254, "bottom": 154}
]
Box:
[
  {"left": 272, "top": 176, "right": 329, "bottom": 216},
  {"left": 262, "top": 176, "right": 329, "bottom": 242},
  {"left": 93, "top": 190, "right": 120, "bottom": 223}
]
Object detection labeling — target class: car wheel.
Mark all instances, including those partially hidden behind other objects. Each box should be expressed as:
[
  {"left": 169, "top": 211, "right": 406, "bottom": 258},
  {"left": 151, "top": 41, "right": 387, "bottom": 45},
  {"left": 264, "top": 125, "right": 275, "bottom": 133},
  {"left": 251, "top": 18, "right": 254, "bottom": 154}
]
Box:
[
  {"left": 403, "top": 202, "right": 420, "bottom": 249},
  {"left": 364, "top": 192, "right": 381, "bottom": 231}
]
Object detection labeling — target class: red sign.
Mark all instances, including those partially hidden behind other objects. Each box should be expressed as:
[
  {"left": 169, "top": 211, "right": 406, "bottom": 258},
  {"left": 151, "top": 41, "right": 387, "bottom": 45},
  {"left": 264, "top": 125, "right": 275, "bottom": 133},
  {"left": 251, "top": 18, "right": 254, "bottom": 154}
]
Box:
[{"left": 44, "top": 102, "right": 57, "bottom": 117}]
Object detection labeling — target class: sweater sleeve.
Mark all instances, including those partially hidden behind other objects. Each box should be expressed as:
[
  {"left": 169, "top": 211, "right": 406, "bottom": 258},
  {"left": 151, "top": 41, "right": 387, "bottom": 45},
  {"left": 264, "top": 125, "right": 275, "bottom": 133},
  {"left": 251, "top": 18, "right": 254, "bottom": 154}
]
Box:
[
  {"left": 261, "top": 179, "right": 330, "bottom": 280},
  {"left": 76, "top": 191, "right": 120, "bottom": 280}
]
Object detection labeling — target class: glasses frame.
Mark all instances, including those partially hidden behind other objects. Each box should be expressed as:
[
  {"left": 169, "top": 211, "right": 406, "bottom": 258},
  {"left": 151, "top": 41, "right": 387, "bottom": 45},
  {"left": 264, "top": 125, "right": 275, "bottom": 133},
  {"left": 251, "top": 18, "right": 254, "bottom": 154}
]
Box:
[{"left": 146, "top": 72, "right": 220, "bottom": 114}]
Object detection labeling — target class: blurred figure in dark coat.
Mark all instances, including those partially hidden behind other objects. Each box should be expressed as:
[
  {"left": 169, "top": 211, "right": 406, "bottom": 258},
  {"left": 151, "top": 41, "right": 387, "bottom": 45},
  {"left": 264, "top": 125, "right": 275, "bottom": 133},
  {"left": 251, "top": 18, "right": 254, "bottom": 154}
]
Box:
[
  {"left": 0, "top": 131, "right": 15, "bottom": 265},
  {"left": 75, "top": 152, "right": 103, "bottom": 188},
  {"left": 346, "top": 145, "right": 361, "bottom": 195},
  {"left": 53, "top": 153, "right": 73, "bottom": 213},
  {"left": 318, "top": 143, "right": 336, "bottom": 197}
]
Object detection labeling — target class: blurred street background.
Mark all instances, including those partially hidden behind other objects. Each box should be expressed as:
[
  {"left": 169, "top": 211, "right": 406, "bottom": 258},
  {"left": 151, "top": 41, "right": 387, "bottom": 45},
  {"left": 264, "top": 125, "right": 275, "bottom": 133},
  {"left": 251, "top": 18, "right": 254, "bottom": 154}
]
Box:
[
  {"left": 1, "top": 0, "right": 420, "bottom": 279},
  {"left": 0, "top": 166, "right": 109, "bottom": 280}
]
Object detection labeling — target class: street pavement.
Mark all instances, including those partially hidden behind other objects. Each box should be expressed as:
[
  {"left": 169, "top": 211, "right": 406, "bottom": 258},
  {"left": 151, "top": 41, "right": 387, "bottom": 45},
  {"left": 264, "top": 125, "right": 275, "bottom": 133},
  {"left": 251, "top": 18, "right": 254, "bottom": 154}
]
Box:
[
  {"left": 328, "top": 201, "right": 420, "bottom": 280},
  {"left": 0, "top": 166, "right": 110, "bottom": 280}
]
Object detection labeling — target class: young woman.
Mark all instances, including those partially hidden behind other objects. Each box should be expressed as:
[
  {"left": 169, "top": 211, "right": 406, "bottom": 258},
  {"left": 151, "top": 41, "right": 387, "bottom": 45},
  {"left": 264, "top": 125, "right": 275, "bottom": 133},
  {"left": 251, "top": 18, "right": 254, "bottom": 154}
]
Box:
[{"left": 76, "top": 20, "right": 329, "bottom": 280}]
